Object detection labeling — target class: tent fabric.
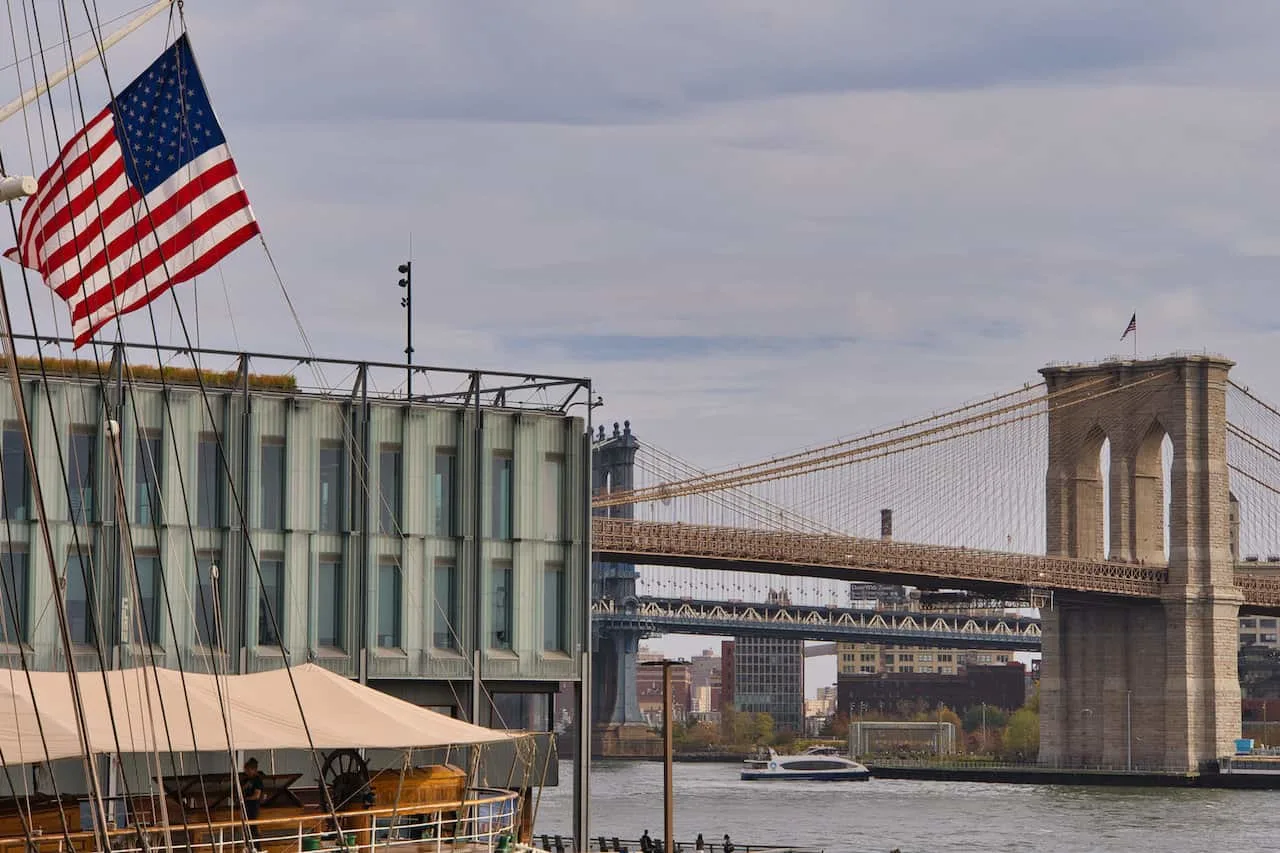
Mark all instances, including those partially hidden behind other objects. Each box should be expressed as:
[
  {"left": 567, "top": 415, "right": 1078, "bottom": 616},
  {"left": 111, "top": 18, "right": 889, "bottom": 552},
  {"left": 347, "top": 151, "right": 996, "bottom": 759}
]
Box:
[
  {"left": 0, "top": 663, "right": 514, "bottom": 763},
  {"left": 0, "top": 670, "right": 86, "bottom": 766}
]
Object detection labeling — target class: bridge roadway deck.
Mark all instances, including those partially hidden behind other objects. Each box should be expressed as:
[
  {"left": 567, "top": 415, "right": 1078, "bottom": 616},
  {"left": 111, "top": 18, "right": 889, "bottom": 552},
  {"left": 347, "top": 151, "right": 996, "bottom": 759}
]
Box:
[
  {"left": 592, "top": 518, "right": 1280, "bottom": 612},
  {"left": 593, "top": 595, "right": 1042, "bottom": 650}
]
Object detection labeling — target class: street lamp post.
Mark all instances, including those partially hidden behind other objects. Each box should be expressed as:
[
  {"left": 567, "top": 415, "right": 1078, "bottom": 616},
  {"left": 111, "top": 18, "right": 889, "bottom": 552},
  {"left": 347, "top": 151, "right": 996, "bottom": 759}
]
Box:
[
  {"left": 397, "top": 261, "right": 412, "bottom": 398},
  {"left": 641, "top": 659, "right": 687, "bottom": 851},
  {"left": 1126, "top": 690, "right": 1133, "bottom": 771}
]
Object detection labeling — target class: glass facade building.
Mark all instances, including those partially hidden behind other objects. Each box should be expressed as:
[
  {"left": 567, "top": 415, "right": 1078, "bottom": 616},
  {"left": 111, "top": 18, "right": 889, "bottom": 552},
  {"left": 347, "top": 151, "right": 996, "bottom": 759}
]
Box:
[
  {"left": 732, "top": 636, "right": 804, "bottom": 734},
  {"left": 0, "top": 346, "right": 591, "bottom": 732}
]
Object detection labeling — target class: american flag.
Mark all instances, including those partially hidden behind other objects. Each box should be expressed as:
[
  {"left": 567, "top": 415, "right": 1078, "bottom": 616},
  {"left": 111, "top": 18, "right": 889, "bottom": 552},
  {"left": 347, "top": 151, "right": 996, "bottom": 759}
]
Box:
[
  {"left": 4, "top": 34, "right": 258, "bottom": 347},
  {"left": 1120, "top": 313, "right": 1136, "bottom": 340}
]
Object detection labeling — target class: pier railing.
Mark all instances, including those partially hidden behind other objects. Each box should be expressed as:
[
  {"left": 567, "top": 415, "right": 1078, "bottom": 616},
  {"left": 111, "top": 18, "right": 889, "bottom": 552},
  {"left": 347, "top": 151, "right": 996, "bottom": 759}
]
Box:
[
  {"left": 537, "top": 836, "right": 823, "bottom": 853},
  {"left": 0, "top": 788, "right": 525, "bottom": 853}
]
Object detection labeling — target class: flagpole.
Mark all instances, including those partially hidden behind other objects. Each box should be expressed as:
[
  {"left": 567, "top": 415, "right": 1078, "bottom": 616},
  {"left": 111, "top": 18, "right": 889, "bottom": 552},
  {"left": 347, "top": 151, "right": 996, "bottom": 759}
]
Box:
[{"left": 0, "top": 0, "right": 173, "bottom": 126}]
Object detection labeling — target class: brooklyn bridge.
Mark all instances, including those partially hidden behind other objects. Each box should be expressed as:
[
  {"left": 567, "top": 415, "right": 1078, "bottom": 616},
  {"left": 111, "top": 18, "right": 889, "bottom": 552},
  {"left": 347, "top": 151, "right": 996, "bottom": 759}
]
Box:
[{"left": 588, "top": 355, "right": 1280, "bottom": 772}]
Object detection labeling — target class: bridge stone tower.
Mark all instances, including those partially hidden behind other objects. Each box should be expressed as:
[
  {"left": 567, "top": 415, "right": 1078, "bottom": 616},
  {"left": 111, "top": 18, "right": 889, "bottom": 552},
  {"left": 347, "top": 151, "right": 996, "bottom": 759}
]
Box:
[
  {"left": 1039, "top": 355, "right": 1242, "bottom": 772},
  {"left": 591, "top": 421, "right": 660, "bottom": 756}
]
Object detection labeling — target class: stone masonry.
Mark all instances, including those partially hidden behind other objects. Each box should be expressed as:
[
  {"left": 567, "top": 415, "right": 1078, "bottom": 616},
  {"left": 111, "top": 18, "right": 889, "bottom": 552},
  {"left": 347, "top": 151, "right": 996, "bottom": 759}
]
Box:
[{"left": 1039, "top": 356, "right": 1241, "bottom": 772}]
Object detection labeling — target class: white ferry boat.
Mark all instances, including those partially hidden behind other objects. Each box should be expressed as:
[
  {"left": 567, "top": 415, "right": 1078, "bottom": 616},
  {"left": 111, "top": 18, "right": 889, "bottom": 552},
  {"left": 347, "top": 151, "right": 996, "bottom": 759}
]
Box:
[{"left": 741, "top": 746, "right": 872, "bottom": 781}]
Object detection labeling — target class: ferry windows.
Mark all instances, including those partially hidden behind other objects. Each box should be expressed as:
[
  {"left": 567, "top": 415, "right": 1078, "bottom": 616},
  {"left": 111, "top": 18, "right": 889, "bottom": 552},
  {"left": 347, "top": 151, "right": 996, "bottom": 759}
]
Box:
[
  {"left": 260, "top": 437, "right": 286, "bottom": 530},
  {"left": 65, "top": 552, "right": 94, "bottom": 646},
  {"left": 432, "top": 449, "right": 455, "bottom": 537},
  {"left": 132, "top": 554, "right": 161, "bottom": 646},
  {"left": 318, "top": 443, "right": 342, "bottom": 533},
  {"left": 194, "top": 553, "right": 222, "bottom": 648},
  {"left": 67, "top": 426, "right": 95, "bottom": 524},
  {"left": 543, "top": 563, "right": 565, "bottom": 652},
  {"left": 0, "top": 549, "right": 28, "bottom": 644},
  {"left": 317, "top": 557, "right": 344, "bottom": 649},
  {"left": 432, "top": 562, "right": 458, "bottom": 651},
  {"left": 541, "top": 455, "right": 564, "bottom": 541},
  {"left": 197, "top": 434, "right": 223, "bottom": 528},
  {"left": 2, "top": 423, "right": 27, "bottom": 520},
  {"left": 490, "top": 561, "right": 513, "bottom": 650},
  {"left": 491, "top": 452, "right": 513, "bottom": 540},
  {"left": 135, "top": 431, "right": 162, "bottom": 526},
  {"left": 258, "top": 557, "right": 285, "bottom": 648},
  {"left": 378, "top": 445, "right": 402, "bottom": 535},
  {"left": 376, "top": 559, "right": 402, "bottom": 649}
]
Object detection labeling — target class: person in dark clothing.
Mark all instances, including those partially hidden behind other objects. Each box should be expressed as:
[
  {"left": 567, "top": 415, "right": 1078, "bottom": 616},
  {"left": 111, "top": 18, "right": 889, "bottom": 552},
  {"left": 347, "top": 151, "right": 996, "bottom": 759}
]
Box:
[
  {"left": 242, "top": 757, "right": 265, "bottom": 848},
  {"left": 695, "top": 833, "right": 705, "bottom": 851},
  {"left": 722, "top": 834, "right": 734, "bottom": 853},
  {"left": 640, "top": 829, "right": 653, "bottom": 853}
]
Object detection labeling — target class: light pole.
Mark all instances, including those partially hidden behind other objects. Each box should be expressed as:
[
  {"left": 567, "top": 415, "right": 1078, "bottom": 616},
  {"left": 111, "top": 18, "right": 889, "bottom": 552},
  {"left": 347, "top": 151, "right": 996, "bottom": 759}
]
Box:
[
  {"left": 397, "top": 261, "right": 412, "bottom": 398},
  {"left": 641, "top": 659, "right": 687, "bottom": 851},
  {"left": 1126, "top": 690, "right": 1132, "bottom": 771}
]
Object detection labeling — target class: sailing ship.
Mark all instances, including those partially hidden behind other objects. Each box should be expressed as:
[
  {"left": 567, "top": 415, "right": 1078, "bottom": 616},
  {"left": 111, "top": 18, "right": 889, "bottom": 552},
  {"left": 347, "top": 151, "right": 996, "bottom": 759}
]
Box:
[{"left": 0, "top": 2, "right": 556, "bottom": 852}]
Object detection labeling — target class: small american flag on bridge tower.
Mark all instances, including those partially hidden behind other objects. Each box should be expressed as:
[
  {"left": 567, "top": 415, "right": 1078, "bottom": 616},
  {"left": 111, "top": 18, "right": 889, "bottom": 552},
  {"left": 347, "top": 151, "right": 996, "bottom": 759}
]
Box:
[
  {"left": 1120, "top": 313, "right": 1137, "bottom": 340},
  {"left": 4, "top": 34, "right": 259, "bottom": 348}
]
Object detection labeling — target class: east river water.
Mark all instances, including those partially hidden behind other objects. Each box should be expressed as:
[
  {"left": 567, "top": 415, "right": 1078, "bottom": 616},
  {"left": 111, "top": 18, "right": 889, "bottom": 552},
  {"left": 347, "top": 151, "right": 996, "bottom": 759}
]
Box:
[{"left": 533, "top": 760, "right": 1279, "bottom": 852}]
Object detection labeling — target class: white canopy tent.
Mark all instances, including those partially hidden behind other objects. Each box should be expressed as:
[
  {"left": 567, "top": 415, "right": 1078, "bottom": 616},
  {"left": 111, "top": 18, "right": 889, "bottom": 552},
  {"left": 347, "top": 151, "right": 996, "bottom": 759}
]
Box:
[{"left": 0, "top": 664, "right": 515, "bottom": 764}]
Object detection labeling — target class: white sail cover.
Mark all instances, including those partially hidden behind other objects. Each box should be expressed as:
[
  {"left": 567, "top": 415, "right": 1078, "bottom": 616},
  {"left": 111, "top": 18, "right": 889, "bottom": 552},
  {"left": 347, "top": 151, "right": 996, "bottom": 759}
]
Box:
[{"left": 0, "top": 663, "right": 515, "bottom": 763}]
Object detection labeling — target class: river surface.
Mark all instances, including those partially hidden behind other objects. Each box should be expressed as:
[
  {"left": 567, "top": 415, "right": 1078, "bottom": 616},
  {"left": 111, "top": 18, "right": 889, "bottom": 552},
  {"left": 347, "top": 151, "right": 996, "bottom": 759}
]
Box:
[{"left": 533, "top": 760, "right": 1278, "bottom": 852}]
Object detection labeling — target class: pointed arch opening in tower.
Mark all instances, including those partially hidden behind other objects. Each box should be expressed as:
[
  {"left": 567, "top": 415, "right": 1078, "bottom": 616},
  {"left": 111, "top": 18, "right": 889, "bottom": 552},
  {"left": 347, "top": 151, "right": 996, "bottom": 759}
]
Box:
[
  {"left": 1072, "top": 427, "right": 1109, "bottom": 560},
  {"left": 1100, "top": 436, "right": 1112, "bottom": 559},
  {"left": 1133, "top": 420, "right": 1171, "bottom": 565}
]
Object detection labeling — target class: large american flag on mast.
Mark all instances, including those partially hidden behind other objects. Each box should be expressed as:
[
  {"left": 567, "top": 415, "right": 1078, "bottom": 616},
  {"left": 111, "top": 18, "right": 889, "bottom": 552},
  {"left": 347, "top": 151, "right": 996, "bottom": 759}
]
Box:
[{"left": 4, "top": 34, "right": 258, "bottom": 347}]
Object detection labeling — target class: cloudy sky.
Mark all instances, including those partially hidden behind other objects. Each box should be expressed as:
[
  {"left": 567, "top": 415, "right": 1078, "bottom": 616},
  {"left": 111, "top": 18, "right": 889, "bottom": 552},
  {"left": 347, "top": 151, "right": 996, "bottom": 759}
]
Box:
[{"left": 5, "top": 1, "right": 1280, "bottom": 689}]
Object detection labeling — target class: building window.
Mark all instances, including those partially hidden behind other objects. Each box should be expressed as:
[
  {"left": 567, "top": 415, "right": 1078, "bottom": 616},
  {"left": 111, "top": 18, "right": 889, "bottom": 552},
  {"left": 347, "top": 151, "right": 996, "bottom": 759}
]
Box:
[
  {"left": 432, "top": 449, "right": 455, "bottom": 537},
  {"left": 491, "top": 452, "right": 513, "bottom": 540},
  {"left": 489, "top": 692, "right": 551, "bottom": 731},
  {"left": 260, "top": 438, "right": 286, "bottom": 530},
  {"left": 66, "top": 552, "right": 94, "bottom": 646},
  {"left": 378, "top": 445, "right": 402, "bottom": 535},
  {"left": 197, "top": 434, "right": 223, "bottom": 528},
  {"left": 317, "top": 557, "right": 344, "bottom": 649},
  {"left": 135, "top": 430, "right": 162, "bottom": 526},
  {"left": 1, "top": 423, "right": 26, "bottom": 521},
  {"left": 68, "top": 427, "right": 95, "bottom": 524},
  {"left": 377, "top": 559, "right": 402, "bottom": 649},
  {"left": 491, "top": 562, "right": 513, "bottom": 649},
  {"left": 541, "top": 455, "right": 564, "bottom": 540},
  {"left": 433, "top": 562, "right": 458, "bottom": 651},
  {"left": 132, "top": 554, "right": 161, "bottom": 646},
  {"left": 318, "top": 442, "right": 342, "bottom": 533},
  {"left": 194, "top": 553, "right": 221, "bottom": 647},
  {"left": 543, "top": 563, "right": 565, "bottom": 652},
  {"left": 0, "top": 549, "right": 28, "bottom": 644},
  {"left": 258, "top": 557, "right": 285, "bottom": 647}
]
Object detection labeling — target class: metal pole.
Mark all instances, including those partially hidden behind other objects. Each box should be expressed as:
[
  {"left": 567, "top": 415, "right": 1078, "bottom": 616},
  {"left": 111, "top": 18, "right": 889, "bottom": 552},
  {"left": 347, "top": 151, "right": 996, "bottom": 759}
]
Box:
[
  {"left": 574, "top": 389, "right": 593, "bottom": 852},
  {"left": 1126, "top": 690, "right": 1132, "bottom": 771},
  {"left": 663, "top": 662, "right": 674, "bottom": 851},
  {"left": 398, "top": 261, "right": 413, "bottom": 399}
]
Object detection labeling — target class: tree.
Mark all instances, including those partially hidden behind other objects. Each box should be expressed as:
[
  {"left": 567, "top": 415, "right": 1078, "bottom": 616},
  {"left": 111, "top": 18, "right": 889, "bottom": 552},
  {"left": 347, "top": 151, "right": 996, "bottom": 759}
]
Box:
[
  {"left": 1002, "top": 707, "right": 1040, "bottom": 761},
  {"left": 822, "top": 713, "right": 850, "bottom": 739},
  {"left": 750, "top": 712, "right": 775, "bottom": 744},
  {"left": 961, "top": 705, "right": 1007, "bottom": 733}
]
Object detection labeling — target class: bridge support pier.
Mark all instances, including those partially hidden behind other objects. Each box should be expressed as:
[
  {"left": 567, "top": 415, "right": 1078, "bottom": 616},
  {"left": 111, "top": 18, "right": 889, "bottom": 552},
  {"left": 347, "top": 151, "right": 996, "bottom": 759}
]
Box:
[
  {"left": 1040, "top": 356, "right": 1242, "bottom": 773},
  {"left": 591, "top": 421, "right": 662, "bottom": 758}
]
